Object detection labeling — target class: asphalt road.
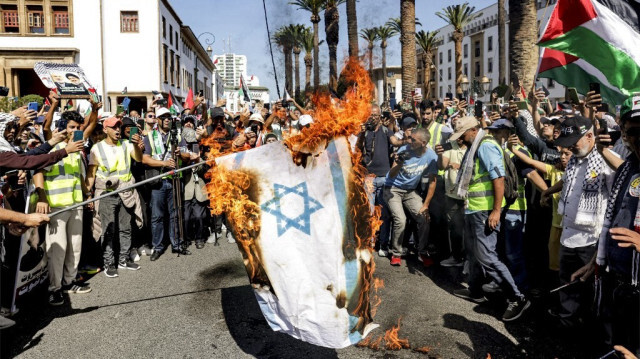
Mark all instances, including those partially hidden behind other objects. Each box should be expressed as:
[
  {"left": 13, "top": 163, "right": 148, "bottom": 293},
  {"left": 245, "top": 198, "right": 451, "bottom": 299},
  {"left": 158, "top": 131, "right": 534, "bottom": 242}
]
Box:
[{"left": 3, "top": 239, "right": 605, "bottom": 359}]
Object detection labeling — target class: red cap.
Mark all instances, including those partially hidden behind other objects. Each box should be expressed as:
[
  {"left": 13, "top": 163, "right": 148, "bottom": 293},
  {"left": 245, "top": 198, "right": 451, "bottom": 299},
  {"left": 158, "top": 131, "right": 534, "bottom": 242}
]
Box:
[{"left": 103, "top": 117, "right": 122, "bottom": 128}]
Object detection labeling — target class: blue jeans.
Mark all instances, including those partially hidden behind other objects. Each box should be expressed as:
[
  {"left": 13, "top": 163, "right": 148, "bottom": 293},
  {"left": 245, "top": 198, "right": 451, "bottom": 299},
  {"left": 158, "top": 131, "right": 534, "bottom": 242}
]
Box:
[
  {"left": 464, "top": 211, "right": 523, "bottom": 299},
  {"left": 151, "top": 180, "right": 179, "bottom": 252},
  {"left": 372, "top": 176, "right": 390, "bottom": 249},
  {"left": 503, "top": 211, "right": 528, "bottom": 291}
]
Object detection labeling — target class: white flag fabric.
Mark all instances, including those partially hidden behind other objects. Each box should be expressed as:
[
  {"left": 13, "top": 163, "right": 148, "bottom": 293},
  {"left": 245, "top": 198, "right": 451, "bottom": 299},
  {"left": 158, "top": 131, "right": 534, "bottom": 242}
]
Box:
[{"left": 216, "top": 137, "right": 378, "bottom": 348}]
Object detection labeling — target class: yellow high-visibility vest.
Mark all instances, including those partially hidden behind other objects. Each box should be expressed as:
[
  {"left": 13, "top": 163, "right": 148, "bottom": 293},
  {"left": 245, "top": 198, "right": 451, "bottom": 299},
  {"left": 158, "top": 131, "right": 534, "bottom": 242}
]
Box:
[
  {"left": 43, "top": 142, "right": 83, "bottom": 208},
  {"left": 94, "top": 139, "right": 132, "bottom": 183},
  {"left": 505, "top": 144, "right": 531, "bottom": 212},
  {"left": 467, "top": 136, "right": 507, "bottom": 211}
]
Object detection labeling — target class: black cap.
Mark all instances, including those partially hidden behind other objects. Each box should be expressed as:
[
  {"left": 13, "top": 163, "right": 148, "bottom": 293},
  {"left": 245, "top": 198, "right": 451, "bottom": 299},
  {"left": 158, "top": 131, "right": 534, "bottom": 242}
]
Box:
[
  {"left": 121, "top": 117, "right": 136, "bottom": 128},
  {"left": 401, "top": 117, "right": 417, "bottom": 129},
  {"left": 554, "top": 115, "right": 592, "bottom": 148},
  {"left": 211, "top": 107, "right": 225, "bottom": 119}
]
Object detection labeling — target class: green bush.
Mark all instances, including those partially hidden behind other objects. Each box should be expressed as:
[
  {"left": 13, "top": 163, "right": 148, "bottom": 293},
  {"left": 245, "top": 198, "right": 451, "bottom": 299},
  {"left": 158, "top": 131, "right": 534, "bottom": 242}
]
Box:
[{"left": 0, "top": 94, "right": 44, "bottom": 112}]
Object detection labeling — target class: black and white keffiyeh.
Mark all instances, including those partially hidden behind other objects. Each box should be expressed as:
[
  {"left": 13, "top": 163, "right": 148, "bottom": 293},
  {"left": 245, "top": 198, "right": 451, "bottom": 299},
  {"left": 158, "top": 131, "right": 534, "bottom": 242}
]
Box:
[
  {"left": 0, "top": 113, "right": 18, "bottom": 153},
  {"left": 558, "top": 147, "right": 608, "bottom": 227}
]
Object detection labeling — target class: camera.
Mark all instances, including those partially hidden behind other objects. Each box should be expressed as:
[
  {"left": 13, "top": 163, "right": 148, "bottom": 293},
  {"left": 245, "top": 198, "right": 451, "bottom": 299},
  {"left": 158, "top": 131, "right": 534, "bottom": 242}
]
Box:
[
  {"left": 0, "top": 86, "right": 9, "bottom": 97},
  {"left": 397, "top": 151, "right": 412, "bottom": 162}
]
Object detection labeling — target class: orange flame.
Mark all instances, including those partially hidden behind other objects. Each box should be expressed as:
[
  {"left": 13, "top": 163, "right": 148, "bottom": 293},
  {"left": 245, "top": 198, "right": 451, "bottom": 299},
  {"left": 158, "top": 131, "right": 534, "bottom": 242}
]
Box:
[
  {"left": 487, "top": 354, "right": 492, "bottom": 359},
  {"left": 383, "top": 318, "right": 410, "bottom": 350},
  {"left": 414, "top": 346, "right": 432, "bottom": 353}
]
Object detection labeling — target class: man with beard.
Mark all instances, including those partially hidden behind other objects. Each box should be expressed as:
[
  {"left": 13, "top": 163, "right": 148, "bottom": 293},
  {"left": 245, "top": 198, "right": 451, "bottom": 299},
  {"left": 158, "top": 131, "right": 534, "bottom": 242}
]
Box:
[{"left": 542, "top": 116, "right": 616, "bottom": 328}]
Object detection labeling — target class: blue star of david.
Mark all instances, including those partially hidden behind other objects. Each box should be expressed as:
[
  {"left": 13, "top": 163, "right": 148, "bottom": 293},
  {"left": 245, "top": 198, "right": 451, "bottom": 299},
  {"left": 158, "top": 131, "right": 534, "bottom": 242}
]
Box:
[{"left": 260, "top": 182, "right": 323, "bottom": 237}]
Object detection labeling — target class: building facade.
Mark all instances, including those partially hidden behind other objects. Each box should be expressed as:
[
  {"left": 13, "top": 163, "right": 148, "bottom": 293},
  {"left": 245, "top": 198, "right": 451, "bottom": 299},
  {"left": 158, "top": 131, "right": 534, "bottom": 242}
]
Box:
[
  {"left": 213, "top": 53, "right": 247, "bottom": 87},
  {"left": 418, "top": 0, "right": 564, "bottom": 103},
  {"left": 0, "top": 0, "right": 215, "bottom": 113}
]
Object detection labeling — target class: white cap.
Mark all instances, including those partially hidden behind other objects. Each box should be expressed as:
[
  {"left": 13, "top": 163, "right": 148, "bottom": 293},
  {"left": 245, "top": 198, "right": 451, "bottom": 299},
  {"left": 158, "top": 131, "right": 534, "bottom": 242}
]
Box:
[
  {"left": 249, "top": 113, "right": 264, "bottom": 124},
  {"left": 99, "top": 112, "right": 112, "bottom": 120},
  {"left": 156, "top": 107, "right": 171, "bottom": 117},
  {"left": 299, "top": 114, "right": 314, "bottom": 127}
]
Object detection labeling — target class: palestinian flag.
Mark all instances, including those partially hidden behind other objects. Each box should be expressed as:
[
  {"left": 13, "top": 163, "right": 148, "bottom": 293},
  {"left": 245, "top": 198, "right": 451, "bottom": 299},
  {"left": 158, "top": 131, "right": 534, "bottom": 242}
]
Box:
[
  {"left": 538, "top": 0, "right": 640, "bottom": 98},
  {"left": 537, "top": 48, "right": 627, "bottom": 105},
  {"left": 167, "top": 91, "right": 183, "bottom": 115},
  {"left": 239, "top": 74, "right": 251, "bottom": 103}
]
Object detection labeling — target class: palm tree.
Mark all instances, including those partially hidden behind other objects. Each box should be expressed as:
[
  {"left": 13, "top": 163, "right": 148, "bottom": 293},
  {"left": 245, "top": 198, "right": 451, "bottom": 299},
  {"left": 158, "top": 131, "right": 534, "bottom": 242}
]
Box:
[
  {"left": 289, "top": 24, "right": 307, "bottom": 99},
  {"left": 509, "top": 0, "right": 538, "bottom": 91},
  {"left": 498, "top": 0, "right": 506, "bottom": 85},
  {"left": 323, "top": 0, "right": 346, "bottom": 92},
  {"left": 290, "top": 0, "right": 325, "bottom": 88},
  {"left": 360, "top": 28, "right": 379, "bottom": 76},
  {"left": 436, "top": 3, "right": 481, "bottom": 94},
  {"left": 415, "top": 30, "right": 439, "bottom": 99},
  {"left": 400, "top": 0, "right": 417, "bottom": 101},
  {"left": 273, "top": 27, "right": 294, "bottom": 96},
  {"left": 301, "top": 27, "right": 320, "bottom": 91},
  {"left": 346, "top": 0, "right": 359, "bottom": 57},
  {"left": 376, "top": 25, "right": 398, "bottom": 103},
  {"left": 385, "top": 16, "right": 421, "bottom": 35}
]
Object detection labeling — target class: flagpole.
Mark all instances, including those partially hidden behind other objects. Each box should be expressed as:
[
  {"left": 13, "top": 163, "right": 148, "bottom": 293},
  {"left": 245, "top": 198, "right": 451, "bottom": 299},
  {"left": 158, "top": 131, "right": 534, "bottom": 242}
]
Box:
[{"left": 48, "top": 160, "right": 214, "bottom": 218}]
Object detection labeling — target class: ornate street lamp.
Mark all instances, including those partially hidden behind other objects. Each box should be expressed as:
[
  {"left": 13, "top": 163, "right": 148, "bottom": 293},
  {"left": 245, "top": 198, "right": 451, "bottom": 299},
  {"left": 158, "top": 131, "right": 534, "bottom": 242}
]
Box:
[
  {"left": 460, "top": 75, "right": 470, "bottom": 93},
  {"left": 480, "top": 76, "right": 491, "bottom": 94}
]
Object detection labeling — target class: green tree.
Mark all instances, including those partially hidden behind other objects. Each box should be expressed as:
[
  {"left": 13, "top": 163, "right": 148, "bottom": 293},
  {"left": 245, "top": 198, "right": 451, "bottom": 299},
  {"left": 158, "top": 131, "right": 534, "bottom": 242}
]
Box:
[
  {"left": 360, "top": 28, "right": 379, "bottom": 76},
  {"left": 415, "top": 30, "right": 439, "bottom": 99},
  {"left": 323, "top": 0, "right": 346, "bottom": 92},
  {"left": 289, "top": 0, "right": 326, "bottom": 89},
  {"left": 376, "top": 25, "right": 398, "bottom": 103}
]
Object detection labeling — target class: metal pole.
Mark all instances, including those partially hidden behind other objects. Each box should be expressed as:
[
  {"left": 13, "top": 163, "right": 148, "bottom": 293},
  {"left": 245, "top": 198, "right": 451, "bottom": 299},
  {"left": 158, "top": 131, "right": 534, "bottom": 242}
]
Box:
[{"left": 48, "top": 160, "right": 214, "bottom": 217}]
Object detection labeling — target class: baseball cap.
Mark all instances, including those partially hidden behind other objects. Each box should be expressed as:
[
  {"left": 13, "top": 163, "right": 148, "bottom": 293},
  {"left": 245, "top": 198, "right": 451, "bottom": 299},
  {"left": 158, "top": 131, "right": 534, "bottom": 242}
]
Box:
[
  {"left": 299, "top": 114, "right": 314, "bottom": 127},
  {"left": 486, "top": 118, "right": 514, "bottom": 130},
  {"left": 449, "top": 116, "right": 480, "bottom": 141},
  {"left": 249, "top": 113, "right": 264, "bottom": 124},
  {"left": 156, "top": 107, "right": 171, "bottom": 118},
  {"left": 620, "top": 94, "right": 640, "bottom": 123},
  {"left": 211, "top": 107, "right": 225, "bottom": 119},
  {"left": 35, "top": 116, "right": 45, "bottom": 125},
  {"left": 99, "top": 112, "right": 112, "bottom": 121},
  {"left": 554, "top": 115, "right": 593, "bottom": 148},
  {"left": 401, "top": 117, "right": 417, "bottom": 129},
  {"left": 103, "top": 117, "right": 123, "bottom": 128}
]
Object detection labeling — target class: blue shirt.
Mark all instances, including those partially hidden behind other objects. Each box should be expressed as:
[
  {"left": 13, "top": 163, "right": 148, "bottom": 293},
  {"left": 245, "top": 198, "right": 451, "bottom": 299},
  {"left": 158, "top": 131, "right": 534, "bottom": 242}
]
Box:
[
  {"left": 385, "top": 145, "right": 438, "bottom": 190},
  {"left": 477, "top": 140, "right": 505, "bottom": 180}
]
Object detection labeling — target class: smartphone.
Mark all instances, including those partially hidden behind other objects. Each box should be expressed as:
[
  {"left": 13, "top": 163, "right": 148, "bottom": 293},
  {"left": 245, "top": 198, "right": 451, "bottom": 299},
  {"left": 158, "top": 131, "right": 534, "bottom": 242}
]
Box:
[
  {"left": 441, "top": 142, "right": 453, "bottom": 151},
  {"left": 535, "top": 80, "right": 550, "bottom": 97},
  {"left": 445, "top": 92, "right": 453, "bottom": 100},
  {"left": 515, "top": 101, "right": 528, "bottom": 111},
  {"left": 589, "top": 82, "right": 601, "bottom": 95},
  {"left": 414, "top": 88, "right": 422, "bottom": 97},
  {"left": 27, "top": 102, "right": 38, "bottom": 112},
  {"left": 609, "top": 130, "right": 621, "bottom": 144},
  {"left": 191, "top": 143, "right": 200, "bottom": 154},
  {"left": 137, "top": 119, "right": 145, "bottom": 128},
  {"left": 566, "top": 87, "right": 580, "bottom": 104},
  {"left": 457, "top": 93, "right": 465, "bottom": 101},
  {"left": 129, "top": 126, "right": 139, "bottom": 139},
  {"left": 4, "top": 169, "right": 18, "bottom": 177},
  {"left": 73, "top": 130, "right": 84, "bottom": 142},
  {"left": 487, "top": 104, "right": 500, "bottom": 113},
  {"left": 382, "top": 111, "right": 391, "bottom": 119},
  {"left": 116, "top": 105, "right": 125, "bottom": 116},
  {"left": 475, "top": 101, "right": 483, "bottom": 118}
]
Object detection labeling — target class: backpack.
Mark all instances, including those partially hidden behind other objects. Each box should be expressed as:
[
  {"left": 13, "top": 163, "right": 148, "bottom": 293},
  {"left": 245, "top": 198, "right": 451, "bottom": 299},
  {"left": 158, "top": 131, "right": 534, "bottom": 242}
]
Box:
[{"left": 502, "top": 150, "right": 520, "bottom": 206}]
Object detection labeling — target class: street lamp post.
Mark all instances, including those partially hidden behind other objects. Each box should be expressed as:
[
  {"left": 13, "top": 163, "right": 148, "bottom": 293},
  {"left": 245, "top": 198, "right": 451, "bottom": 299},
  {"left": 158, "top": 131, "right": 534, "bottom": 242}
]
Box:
[
  {"left": 461, "top": 75, "right": 470, "bottom": 101},
  {"left": 196, "top": 32, "right": 216, "bottom": 94}
]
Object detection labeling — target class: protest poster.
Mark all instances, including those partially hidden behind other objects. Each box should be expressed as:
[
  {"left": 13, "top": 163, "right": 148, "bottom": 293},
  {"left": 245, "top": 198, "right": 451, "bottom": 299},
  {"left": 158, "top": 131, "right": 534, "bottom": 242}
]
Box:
[{"left": 34, "top": 62, "right": 93, "bottom": 99}]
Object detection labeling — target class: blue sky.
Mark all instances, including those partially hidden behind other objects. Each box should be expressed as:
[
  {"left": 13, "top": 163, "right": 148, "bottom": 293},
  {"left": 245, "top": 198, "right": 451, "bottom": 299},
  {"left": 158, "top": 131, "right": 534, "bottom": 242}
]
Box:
[{"left": 174, "top": 0, "right": 496, "bottom": 98}]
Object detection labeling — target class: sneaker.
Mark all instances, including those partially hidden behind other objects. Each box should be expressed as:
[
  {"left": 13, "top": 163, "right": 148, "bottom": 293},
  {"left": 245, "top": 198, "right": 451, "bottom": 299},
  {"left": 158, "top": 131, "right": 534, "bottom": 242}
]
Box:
[
  {"left": 390, "top": 256, "right": 401, "bottom": 266},
  {"left": 227, "top": 232, "right": 236, "bottom": 244},
  {"left": 440, "top": 256, "right": 464, "bottom": 267},
  {"left": 150, "top": 251, "right": 161, "bottom": 261},
  {"left": 378, "top": 248, "right": 389, "bottom": 257},
  {"left": 172, "top": 248, "right": 192, "bottom": 255},
  {"left": 130, "top": 251, "right": 140, "bottom": 262},
  {"left": 62, "top": 283, "right": 92, "bottom": 294},
  {"left": 195, "top": 241, "right": 205, "bottom": 249},
  {"left": 420, "top": 254, "right": 434, "bottom": 268},
  {"left": 119, "top": 261, "right": 141, "bottom": 271},
  {"left": 206, "top": 233, "right": 217, "bottom": 244},
  {"left": 502, "top": 297, "right": 531, "bottom": 322},
  {"left": 105, "top": 266, "right": 118, "bottom": 278},
  {"left": 453, "top": 288, "right": 487, "bottom": 304},
  {"left": 48, "top": 290, "right": 64, "bottom": 306},
  {"left": 482, "top": 281, "right": 502, "bottom": 293}
]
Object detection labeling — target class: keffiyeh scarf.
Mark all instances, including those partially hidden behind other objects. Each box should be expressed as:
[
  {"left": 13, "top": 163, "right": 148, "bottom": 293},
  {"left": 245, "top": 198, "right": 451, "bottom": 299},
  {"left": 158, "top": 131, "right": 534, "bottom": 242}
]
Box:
[
  {"left": 0, "top": 113, "right": 18, "bottom": 153},
  {"left": 558, "top": 147, "right": 608, "bottom": 227},
  {"left": 455, "top": 128, "right": 486, "bottom": 199}
]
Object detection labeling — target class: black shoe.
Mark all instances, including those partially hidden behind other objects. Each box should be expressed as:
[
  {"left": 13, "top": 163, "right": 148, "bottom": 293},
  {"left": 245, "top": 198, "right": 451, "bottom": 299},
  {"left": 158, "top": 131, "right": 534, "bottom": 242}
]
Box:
[
  {"left": 118, "top": 261, "right": 141, "bottom": 271},
  {"left": 482, "top": 281, "right": 502, "bottom": 293},
  {"left": 195, "top": 241, "right": 205, "bottom": 249},
  {"left": 453, "top": 288, "right": 487, "bottom": 304},
  {"left": 48, "top": 290, "right": 64, "bottom": 306},
  {"left": 172, "top": 248, "right": 191, "bottom": 255},
  {"left": 0, "top": 315, "right": 15, "bottom": 330},
  {"left": 104, "top": 266, "right": 118, "bottom": 278},
  {"left": 150, "top": 251, "right": 161, "bottom": 261},
  {"left": 502, "top": 297, "right": 531, "bottom": 322}
]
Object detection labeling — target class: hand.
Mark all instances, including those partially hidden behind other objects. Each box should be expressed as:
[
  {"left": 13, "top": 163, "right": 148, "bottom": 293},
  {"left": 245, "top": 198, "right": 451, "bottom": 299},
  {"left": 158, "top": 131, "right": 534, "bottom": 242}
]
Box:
[
  {"left": 164, "top": 158, "right": 176, "bottom": 169},
  {"left": 571, "top": 261, "right": 595, "bottom": 282},
  {"left": 196, "top": 127, "right": 206, "bottom": 139},
  {"left": 11, "top": 106, "right": 26, "bottom": 119},
  {"left": 7, "top": 223, "right": 28, "bottom": 236},
  {"left": 488, "top": 209, "right": 500, "bottom": 230},
  {"left": 614, "top": 345, "right": 639, "bottom": 359},
  {"left": 457, "top": 100, "right": 468, "bottom": 112},
  {"left": 50, "top": 129, "right": 68, "bottom": 146},
  {"left": 413, "top": 94, "right": 422, "bottom": 104},
  {"left": 596, "top": 134, "right": 612, "bottom": 152},
  {"left": 35, "top": 200, "right": 51, "bottom": 215},
  {"left": 90, "top": 99, "right": 103, "bottom": 112},
  {"left": 131, "top": 133, "right": 142, "bottom": 147},
  {"left": 17, "top": 171, "right": 26, "bottom": 186},
  {"left": 49, "top": 91, "right": 60, "bottom": 106},
  {"left": 507, "top": 134, "right": 519, "bottom": 150},
  {"left": 450, "top": 163, "right": 460, "bottom": 170},
  {"left": 190, "top": 153, "right": 201, "bottom": 161},
  {"left": 434, "top": 144, "right": 444, "bottom": 156},
  {"left": 216, "top": 98, "right": 227, "bottom": 107},
  {"left": 86, "top": 198, "right": 94, "bottom": 211},
  {"left": 540, "top": 189, "right": 551, "bottom": 207},
  {"left": 507, "top": 102, "right": 519, "bottom": 119},
  {"left": 419, "top": 204, "right": 430, "bottom": 221},
  {"left": 64, "top": 140, "right": 84, "bottom": 154},
  {"left": 392, "top": 110, "right": 402, "bottom": 120},
  {"left": 585, "top": 90, "right": 602, "bottom": 109},
  {"left": 23, "top": 212, "right": 50, "bottom": 227},
  {"left": 489, "top": 111, "right": 501, "bottom": 122},
  {"left": 609, "top": 227, "right": 640, "bottom": 252},
  {"left": 21, "top": 109, "right": 37, "bottom": 125}
]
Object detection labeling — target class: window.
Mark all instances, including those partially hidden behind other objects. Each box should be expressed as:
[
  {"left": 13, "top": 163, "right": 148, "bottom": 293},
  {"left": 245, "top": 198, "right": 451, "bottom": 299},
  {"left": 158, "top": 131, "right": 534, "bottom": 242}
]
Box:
[
  {"left": 169, "top": 25, "right": 173, "bottom": 45},
  {"left": 27, "top": 6, "right": 44, "bottom": 34},
  {"left": 176, "top": 56, "right": 180, "bottom": 88},
  {"left": 175, "top": 31, "right": 178, "bottom": 50},
  {"left": 488, "top": 58, "right": 493, "bottom": 73},
  {"left": 439, "top": 86, "right": 443, "bottom": 98},
  {"left": 163, "top": 45, "right": 168, "bottom": 83},
  {"left": 548, "top": 78, "right": 555, "bottom": 88},
  {"left": 120, "top": 11, "right": 138, "bottom": 33},
  {"left": 170, "top": 50, "right": 175, "bottom": 85},
  {"left": 464, "top": 63, "right": 468, "bottom": 76},
  {"left": 464, "top": 44, "right": 468, "bottom": 58},
  {"left": 2, "top": 5, "right": 19, "bottom": 33},
  {"left": 439, "top": 69, "right": 442, "bottom": 80},
  {"left": 162, "top": 16, "right": 166, "bottom": 38},
  {"left": 447, "top": 49, "right": 451, "bottom": 63},
  {"left": 439, "top": 52, "right": 442, "bottom": 64},
  {"left": 474, "top": 41, "right": 480, "bottom": 57},
  {"left": 474, "top": 61, "right": 480, "bottom": 77},
  {"left": 488, "top": 36, "right": 493, "bottom": 51},
  {"left": 447, "top": 67, "right": 451, "bottom": 80},
  {"left": 52, "top": 6, "right": 69, "bottom": 34}
]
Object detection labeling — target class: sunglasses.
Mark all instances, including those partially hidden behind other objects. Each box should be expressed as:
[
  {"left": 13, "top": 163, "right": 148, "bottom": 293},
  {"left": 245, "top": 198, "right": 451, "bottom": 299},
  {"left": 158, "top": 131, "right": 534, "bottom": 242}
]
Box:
[
  {"left": 147, "top": 114, "right": 155, "bottom": 118},
  {"left": 625, "top": 126, "right": 640, "bottom": 138}
]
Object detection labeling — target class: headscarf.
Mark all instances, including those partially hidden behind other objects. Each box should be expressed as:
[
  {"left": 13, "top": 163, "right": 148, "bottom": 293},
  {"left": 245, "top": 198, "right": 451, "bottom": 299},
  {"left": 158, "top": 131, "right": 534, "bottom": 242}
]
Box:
[{"left": 0, "top": 113, "right": 18, "bottom": 153}]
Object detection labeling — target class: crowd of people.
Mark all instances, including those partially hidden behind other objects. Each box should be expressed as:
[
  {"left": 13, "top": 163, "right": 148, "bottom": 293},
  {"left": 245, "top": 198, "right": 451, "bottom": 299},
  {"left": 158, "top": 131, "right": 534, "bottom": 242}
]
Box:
[{"left": 0, "top": 81, "right": 637, "bottom": 357}]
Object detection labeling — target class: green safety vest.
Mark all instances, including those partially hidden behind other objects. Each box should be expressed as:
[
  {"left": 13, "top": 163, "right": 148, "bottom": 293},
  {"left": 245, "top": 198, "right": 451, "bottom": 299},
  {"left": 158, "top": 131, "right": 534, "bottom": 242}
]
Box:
[
  {"left": 43, "top": 142, "right": 83, "bottom": 208},
  {"left": 147, "top": 131, "right": 181, "bottom": 179},
  {"left": 428, "top": 122, "right": 446, "bottom": 176},
  {"left": 505, "top": 144, "right": 531, "bottom": 212},
  {"left": 94, "top": 139, "right": 132, "bottom": 182},
  {"left": 467, "top": 136, "right": 507, "bottom": 211}
]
